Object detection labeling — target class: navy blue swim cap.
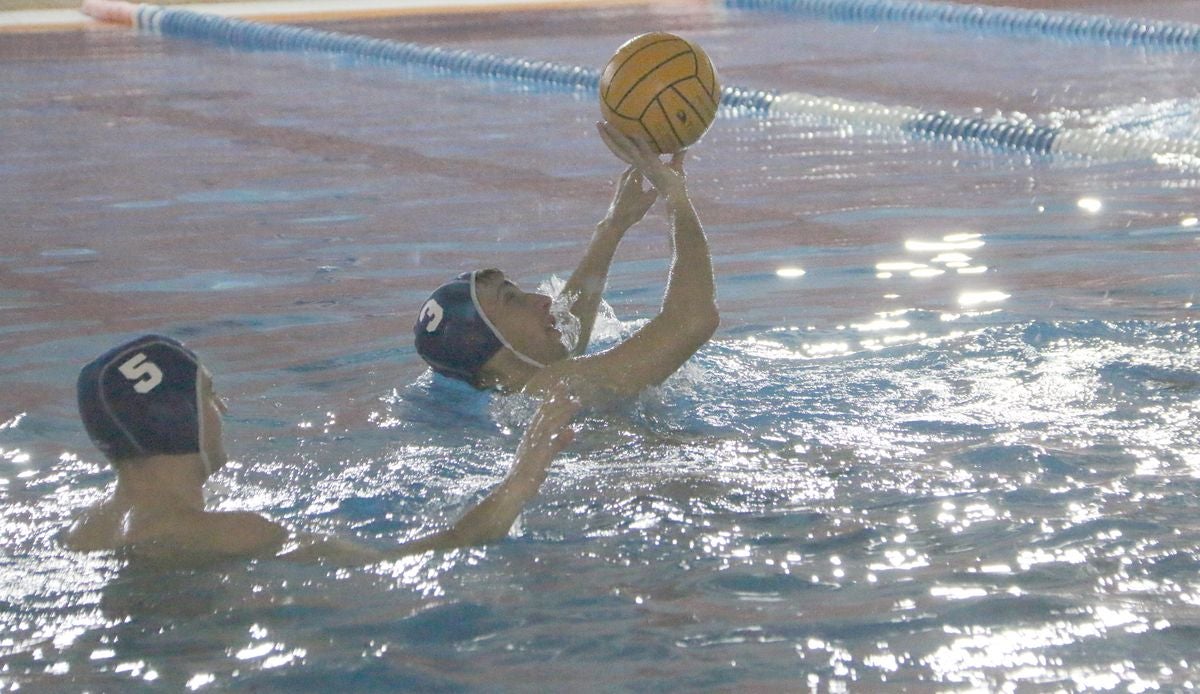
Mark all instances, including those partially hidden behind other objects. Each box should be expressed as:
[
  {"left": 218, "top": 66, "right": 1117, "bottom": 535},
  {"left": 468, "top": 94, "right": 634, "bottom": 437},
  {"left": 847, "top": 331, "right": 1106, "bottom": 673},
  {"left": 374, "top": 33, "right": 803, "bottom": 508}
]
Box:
[
  {"left": 77, "top": 335, "right": 205, "bottom": 464},
  {"left": 414, "top": 272, "right": 505, "bottom": 386}
]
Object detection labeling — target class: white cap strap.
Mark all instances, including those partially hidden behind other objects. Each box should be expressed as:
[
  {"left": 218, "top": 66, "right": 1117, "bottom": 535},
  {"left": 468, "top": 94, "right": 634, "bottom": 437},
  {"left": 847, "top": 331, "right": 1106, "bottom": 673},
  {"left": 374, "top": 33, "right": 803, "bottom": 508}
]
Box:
[{"left": 469, "top": 270, "right": 547, "bottom": 369}]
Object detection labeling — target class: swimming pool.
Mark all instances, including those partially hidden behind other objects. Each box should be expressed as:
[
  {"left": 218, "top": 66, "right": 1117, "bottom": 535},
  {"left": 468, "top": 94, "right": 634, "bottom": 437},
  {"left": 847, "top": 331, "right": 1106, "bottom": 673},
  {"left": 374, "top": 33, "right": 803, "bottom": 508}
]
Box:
[{"left": 2, "top": 0, "right": 1199, "bottom": 689}]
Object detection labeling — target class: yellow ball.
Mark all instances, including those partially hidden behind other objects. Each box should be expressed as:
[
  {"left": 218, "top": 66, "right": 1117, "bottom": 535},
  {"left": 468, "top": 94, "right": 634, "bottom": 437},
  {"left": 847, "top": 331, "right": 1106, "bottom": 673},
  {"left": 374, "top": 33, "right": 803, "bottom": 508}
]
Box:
[{"left": 600, "top": 32, "right": 721, "bottom": 154}]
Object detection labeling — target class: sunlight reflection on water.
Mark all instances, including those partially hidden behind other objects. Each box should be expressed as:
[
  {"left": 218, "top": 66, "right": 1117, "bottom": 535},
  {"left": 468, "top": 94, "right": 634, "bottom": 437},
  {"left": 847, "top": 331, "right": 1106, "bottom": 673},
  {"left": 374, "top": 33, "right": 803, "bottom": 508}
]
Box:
[{"left": 4, "top": 5, "right": 1200, "bottom": 690}]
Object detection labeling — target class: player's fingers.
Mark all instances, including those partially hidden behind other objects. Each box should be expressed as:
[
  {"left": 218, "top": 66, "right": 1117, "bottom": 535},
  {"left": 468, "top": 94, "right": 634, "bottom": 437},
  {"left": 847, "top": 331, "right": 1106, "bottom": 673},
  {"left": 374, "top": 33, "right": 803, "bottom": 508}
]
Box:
[
  {"left": 629, "top": 134, "right": 659, "bottom": 160},
  {"left": 597, "top": 122, "right": 637, "bottom": 164},
  {"left": 619, "top": 165, "right": 641, "bottom": 189}
]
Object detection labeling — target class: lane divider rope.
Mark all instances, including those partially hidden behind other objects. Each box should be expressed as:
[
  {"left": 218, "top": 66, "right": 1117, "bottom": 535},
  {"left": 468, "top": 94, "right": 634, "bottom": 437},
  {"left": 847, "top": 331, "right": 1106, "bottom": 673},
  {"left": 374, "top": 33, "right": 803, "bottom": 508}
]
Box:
[
  {"left": 80, "top": 0, "right": 1200, "bottom": 166},
  {"left": 725, "top": 0, "right": 1200, "bottom": 52}
]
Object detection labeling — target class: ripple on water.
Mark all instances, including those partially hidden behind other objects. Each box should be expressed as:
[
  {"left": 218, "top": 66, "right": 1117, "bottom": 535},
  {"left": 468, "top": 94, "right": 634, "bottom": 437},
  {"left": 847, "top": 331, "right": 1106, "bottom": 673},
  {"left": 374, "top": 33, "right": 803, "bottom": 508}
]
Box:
[
  {"left": 96, "top": 271, "right": 306, "bottom": 293},
  {"left": 5, "top": 316, "right": 1199, "bottom": 689}
]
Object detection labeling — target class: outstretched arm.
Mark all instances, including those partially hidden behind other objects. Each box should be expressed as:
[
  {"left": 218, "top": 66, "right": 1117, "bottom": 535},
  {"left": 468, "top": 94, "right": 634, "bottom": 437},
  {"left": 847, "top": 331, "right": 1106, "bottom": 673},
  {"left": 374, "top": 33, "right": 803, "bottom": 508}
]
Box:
[
  {"left": 81, "top": 392, "right": 578, "bottom": 568},
  {"left": 271, "top": 390, "right": 579, "bottom": 565},
  {"left": 389, "top": 388, "right": 580, "bottom": 555},
  {"left": 560, "top": 166, "right": 657, "bottom": 355},
  {"left": 557, "top": 124, "right": 718, "bottom": 398}
]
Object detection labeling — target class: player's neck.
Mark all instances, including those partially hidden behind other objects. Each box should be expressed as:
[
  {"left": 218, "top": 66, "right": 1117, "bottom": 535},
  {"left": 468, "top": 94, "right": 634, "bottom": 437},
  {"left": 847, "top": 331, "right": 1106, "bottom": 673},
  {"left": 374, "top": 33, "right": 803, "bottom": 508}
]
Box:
[
  {"left": 114, "top": 454, "right": 207, "bottom": 512},
  {"left": 482, "top": 354, "right": 540, "bottom": 393}
]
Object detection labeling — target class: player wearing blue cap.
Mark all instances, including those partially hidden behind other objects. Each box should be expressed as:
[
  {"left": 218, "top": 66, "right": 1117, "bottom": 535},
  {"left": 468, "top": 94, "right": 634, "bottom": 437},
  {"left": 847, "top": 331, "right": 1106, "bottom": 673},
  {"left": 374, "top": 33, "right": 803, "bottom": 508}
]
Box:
[
  {"left": 62, "top": 335, "right": 578, "bottom": 565},
  {"left": 415, "top": 123, "right": 719, "bottom": 402}
]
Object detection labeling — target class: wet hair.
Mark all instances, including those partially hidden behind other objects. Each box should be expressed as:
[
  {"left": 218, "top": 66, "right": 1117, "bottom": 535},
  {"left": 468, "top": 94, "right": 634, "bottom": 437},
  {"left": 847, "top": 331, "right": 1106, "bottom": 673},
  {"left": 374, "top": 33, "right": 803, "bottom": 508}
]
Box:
[
  {"left": 414, "top": 270, "right": 545, "bottom": 388},
  {"left": 77, "top": 335, "right": 205, "bottom": 464}
]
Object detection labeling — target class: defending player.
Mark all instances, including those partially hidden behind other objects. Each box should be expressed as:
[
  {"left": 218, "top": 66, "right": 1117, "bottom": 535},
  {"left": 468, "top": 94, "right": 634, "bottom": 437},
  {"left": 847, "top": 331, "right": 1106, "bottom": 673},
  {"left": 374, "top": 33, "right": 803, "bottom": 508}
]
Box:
[{"left": 62, "top": 334, "right": 578, "bottom": 565}]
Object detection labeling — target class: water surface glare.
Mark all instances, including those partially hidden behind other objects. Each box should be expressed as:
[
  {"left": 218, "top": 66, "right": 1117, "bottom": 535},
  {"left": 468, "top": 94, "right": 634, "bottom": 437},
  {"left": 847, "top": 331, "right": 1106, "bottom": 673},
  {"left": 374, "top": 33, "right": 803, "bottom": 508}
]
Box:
[{"left": 2, "top": 1, "right": 1200, "bottom": 690}]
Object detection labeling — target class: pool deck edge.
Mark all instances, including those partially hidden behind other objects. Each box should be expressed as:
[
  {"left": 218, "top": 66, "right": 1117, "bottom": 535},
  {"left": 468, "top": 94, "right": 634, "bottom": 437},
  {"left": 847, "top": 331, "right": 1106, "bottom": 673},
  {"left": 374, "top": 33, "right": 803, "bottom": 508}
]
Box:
[{"left": 0, "top": 0, "right": 654, "bottom": 33}]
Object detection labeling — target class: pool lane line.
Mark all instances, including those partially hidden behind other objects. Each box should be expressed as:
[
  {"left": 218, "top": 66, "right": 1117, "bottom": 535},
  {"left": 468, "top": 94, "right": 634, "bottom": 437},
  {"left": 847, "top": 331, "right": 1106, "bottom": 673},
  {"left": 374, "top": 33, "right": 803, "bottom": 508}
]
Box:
[
  {"left": 770, "top": 92, "right": 1200, "bottom": 164},
  {"left": 131, "top": 0, "right": 656, "bottom": 23},
  {"left": 82, "top": 0, "right": 1200, "bottom": 166},
  {"left": 93, "top": 0, "right": 779, "bottom": 109},
  {"left": 725, "top": 0, "right": 1200, "bottom": 53},
  {"left": 1, "top": 0, "right": 654, "bottom": 33}
]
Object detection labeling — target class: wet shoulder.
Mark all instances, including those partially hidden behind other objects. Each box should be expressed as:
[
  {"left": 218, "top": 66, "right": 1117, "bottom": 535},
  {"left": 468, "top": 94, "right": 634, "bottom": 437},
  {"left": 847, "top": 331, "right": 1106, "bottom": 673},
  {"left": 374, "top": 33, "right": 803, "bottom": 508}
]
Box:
[
  {"left": 59, "top": 500, "right": 128, "bottom": 552},
  {"left": 124, "top": 510, "right": 287, "bottom": 566},
  {"left": 522, "top": 354, "right": 627, "bottom": 407}
]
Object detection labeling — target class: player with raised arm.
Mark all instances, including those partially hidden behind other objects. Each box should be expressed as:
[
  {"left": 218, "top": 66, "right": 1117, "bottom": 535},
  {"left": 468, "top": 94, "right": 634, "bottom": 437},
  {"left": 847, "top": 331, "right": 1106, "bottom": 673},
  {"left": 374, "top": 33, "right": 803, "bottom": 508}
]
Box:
[{"left": 413, "top": 123, "right": 718, "bottom": 404}]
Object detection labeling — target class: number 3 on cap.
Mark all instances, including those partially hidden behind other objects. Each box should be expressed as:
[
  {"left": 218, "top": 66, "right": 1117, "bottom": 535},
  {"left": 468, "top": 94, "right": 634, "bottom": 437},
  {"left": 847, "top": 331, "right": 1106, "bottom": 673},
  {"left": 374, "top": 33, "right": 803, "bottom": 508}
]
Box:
[
  {"left": 119, "top": 353, "right": 163, "bottom": 394},
  {"left": 420, "top": 299, "right": 444, "bottom": 332}
]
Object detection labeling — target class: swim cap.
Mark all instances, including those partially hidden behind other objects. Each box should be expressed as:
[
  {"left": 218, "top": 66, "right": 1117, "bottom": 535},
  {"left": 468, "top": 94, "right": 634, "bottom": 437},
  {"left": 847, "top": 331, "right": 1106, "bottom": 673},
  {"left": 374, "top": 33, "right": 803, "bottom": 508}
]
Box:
[
  {"left": 414, "top": 271, "right": 546, "bottom": 386},
  {"left": 77, "top": 335, "right": 206, "bottom": 464}
]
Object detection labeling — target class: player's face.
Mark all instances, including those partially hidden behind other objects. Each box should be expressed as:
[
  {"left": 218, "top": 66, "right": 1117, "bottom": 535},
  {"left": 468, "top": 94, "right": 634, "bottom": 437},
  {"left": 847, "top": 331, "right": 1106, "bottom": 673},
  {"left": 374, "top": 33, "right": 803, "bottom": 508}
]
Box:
[
  {"left": 475, "top": 270, "right": 569, "bottom": 366},
  {"left": 198, "top": 369, "right": 228, "bottom": 475}
]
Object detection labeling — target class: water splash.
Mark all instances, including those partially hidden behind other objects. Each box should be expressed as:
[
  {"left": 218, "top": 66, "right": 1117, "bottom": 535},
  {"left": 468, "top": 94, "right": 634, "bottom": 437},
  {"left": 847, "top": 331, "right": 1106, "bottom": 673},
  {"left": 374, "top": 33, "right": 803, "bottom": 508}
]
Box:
[
  {"left": 538, "top": 275, "right": 582, "bottom": 353},
  {"left": 1049, "top": 98, "right": 1200, "bottom": 141}
]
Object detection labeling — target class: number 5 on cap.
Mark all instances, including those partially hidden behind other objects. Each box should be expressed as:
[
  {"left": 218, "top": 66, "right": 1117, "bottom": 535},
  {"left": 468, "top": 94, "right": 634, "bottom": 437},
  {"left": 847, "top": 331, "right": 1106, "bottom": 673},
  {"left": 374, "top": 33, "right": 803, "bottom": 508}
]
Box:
[{"left": 119, "top": 353, "right": 163, "bottom": 394}]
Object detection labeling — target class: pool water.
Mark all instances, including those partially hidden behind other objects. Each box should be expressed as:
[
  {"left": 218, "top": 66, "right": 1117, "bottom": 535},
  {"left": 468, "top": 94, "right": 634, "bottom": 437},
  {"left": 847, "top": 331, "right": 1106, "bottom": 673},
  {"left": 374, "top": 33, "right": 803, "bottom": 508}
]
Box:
[{"left": 2, "top": 1, "right": 1199, "bottom": 689}]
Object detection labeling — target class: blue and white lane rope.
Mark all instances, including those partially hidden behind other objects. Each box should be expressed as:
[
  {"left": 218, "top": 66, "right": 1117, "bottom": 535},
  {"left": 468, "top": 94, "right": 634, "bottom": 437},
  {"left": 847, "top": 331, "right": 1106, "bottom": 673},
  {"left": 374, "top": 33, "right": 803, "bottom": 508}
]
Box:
[
  {"left": 130, "top": 4, "right": 777, "bottom": 111},
  {"left": 770, "top": 93, "right": 1200, "bottom": 162},
  {"left": 127, "top": 4, "right": 1200, "bottom": 165},
  {"left": 725, "top": 0, "right": 1200, "bottom": 52}
]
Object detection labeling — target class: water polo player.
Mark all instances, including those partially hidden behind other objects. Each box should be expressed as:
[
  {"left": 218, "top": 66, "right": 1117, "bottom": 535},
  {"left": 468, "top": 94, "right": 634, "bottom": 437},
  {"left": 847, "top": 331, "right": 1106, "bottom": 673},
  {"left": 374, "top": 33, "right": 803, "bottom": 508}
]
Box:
[
  {"left": 62, "top": 334, "right": 579, "bottom": 564},
  {"left": 414, "top": 123, "right": 718, "bottom": 402}
]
